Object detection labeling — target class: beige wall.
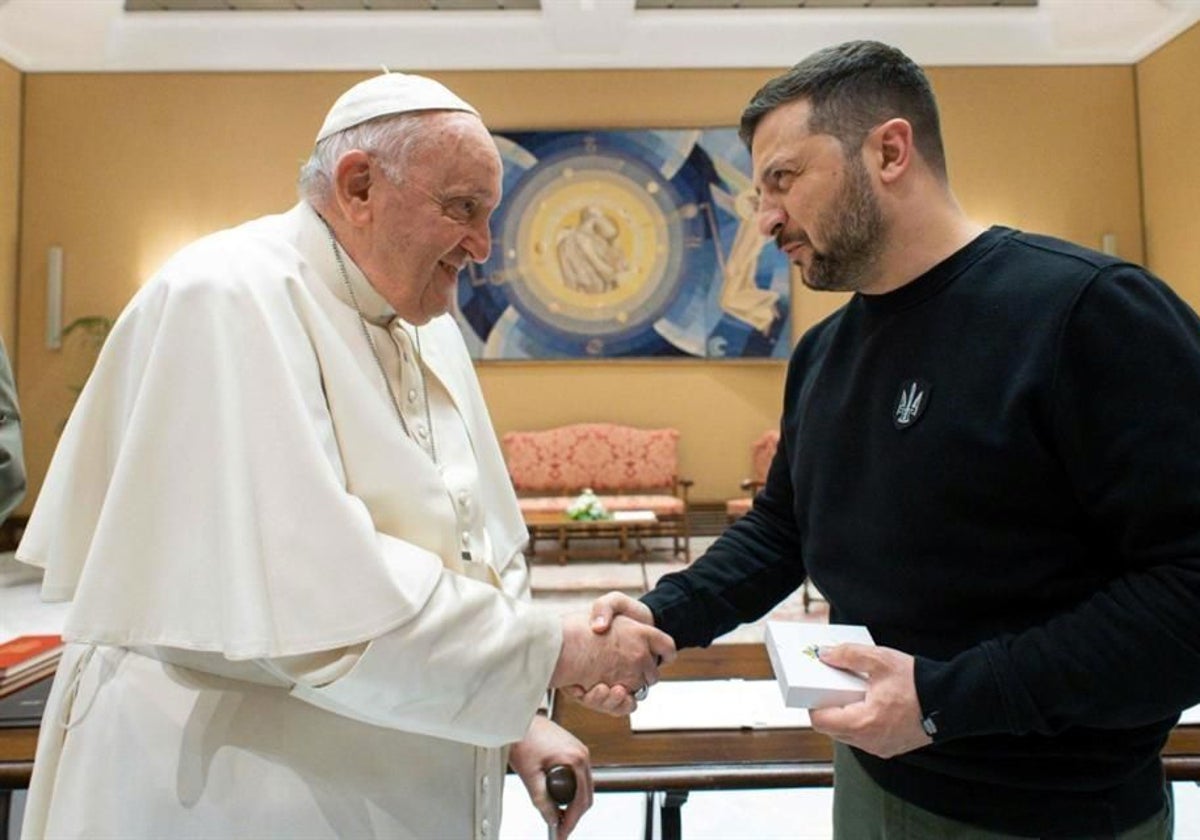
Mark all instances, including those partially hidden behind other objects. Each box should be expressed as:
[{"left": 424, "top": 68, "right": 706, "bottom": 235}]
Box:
[
  {"left": 1138, "top": 22, "right": 1200, "bottom": 307},
  {"left": 934, "top": 66, "right": 1143, "bottom": 263},
  {"left": 0, "top": 59, "right": 18, "bottom": 360},
  {"left": 15, "top": 65, "right": 1144, "bottom": 509}
]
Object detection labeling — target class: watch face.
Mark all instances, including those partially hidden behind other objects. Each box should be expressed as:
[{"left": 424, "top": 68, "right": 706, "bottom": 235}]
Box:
[{"left": 457, "top": 129, "right": 793, "bottom": 360}]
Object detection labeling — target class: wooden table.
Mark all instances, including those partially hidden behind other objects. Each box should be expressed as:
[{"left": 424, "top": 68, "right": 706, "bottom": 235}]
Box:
[
  {"left": 552, "top": 643, "right": 1200, "bottom": 840},
  {"left": 524, "top": 511, "right": 671, "bottom": 564},
  {"left": 4, "top": 648, "right": 1198, "bottom": 839},
  {"left": 0, "top": 724, "right": 36, "bottom": 838}
]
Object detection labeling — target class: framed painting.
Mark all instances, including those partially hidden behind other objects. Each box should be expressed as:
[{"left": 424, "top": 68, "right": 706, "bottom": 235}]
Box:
[{"left": 454, "top": 128, "right": 795, "bottom": 360}]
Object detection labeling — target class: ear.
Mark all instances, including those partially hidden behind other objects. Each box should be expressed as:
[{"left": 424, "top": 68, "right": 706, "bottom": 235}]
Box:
[
  {"left": 866, "top": 118, "right": 914, "bottom": 186},
  {"left": 332, "top": 150, "right": 375, "bottom": 225}
]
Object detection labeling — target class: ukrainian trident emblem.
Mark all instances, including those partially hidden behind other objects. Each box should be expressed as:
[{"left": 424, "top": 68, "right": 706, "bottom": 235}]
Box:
[{"left": 893, "top": 379, "right": 930, "bottom": 430}]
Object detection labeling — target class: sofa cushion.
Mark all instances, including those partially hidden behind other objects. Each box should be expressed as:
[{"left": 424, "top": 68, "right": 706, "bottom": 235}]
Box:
[
  {"left": 725, "top": 497, "right": 753, "bottom": 518},
  {"left": 751, "top": 430, "right": 781, "bottom": 484},
  {"left": 503, "top": 423, "right": 680, "bottom": 493}
]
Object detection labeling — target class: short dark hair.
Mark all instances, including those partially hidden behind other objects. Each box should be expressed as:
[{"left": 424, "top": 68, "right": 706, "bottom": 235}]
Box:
[{"left": 740, "top": 40, "right": 947, "bottom": 180}]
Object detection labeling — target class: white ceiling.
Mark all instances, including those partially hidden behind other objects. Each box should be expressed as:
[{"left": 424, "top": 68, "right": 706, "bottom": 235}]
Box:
[{"left": 0, "top": 0, "right": 1197, "bottom": 73}]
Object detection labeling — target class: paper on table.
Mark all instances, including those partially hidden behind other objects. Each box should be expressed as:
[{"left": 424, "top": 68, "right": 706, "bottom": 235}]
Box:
[
  {"left": 629, "top": 679, "right": 811, "bottom": 732},
  {"left": 1180, "top": 704, "right": 1200, "bottom": 726}
]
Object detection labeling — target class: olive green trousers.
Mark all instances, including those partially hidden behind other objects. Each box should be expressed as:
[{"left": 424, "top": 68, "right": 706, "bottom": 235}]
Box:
[{"left": 831, "top": 743, "right": 1172, "bottom": 840}]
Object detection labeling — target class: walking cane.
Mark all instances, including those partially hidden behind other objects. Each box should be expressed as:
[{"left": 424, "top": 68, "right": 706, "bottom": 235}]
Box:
[{"left": 545, "top": 764, "right": 577, "bottom": 840}]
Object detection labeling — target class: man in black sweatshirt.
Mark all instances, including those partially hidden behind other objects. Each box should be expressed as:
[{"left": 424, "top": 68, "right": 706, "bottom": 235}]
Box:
[{"left": 577, "top": 40, "right": 1200, "bottom": 838}]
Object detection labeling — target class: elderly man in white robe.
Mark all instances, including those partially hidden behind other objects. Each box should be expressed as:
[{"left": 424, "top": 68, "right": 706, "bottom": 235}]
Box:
[{"left": 16, "top": 74, "right": 675, "bottom": 840}]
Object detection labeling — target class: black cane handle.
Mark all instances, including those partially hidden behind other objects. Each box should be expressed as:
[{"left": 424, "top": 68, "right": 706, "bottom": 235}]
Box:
[{"left": 545, "top": 764, "right": 577, "bottom": 806}]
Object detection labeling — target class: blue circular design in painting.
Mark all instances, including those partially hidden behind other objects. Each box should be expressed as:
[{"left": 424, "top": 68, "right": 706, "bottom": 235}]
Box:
[{"left": 497, "top": 146, "right": 686, "bottom": 350}]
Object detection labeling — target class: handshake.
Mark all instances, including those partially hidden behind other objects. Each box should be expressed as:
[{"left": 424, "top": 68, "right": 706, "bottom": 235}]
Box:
[{"left": 550, "top": 593, "right": 673, "bottom": 716}]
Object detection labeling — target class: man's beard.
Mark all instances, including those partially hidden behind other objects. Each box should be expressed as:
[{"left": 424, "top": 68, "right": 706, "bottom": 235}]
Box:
[{"left": 798, "top": 157, "right": 885, "bottom": 293}]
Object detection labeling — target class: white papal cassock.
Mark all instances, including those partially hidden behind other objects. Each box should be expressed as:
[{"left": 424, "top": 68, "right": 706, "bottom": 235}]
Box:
[{"left": 16, "top": 202, "right": 561, "bottom": 839}]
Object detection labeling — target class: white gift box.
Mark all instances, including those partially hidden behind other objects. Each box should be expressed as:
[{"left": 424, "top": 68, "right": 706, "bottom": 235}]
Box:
[{"left": 764, "top": 620, "right": 875, "bottom": 709}]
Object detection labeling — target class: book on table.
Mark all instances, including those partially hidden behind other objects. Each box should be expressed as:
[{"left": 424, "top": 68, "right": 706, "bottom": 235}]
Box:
[
  {"left": 612, "top": 510, "right": 656, "bottom": 522},
  {"left": 0, "top": 674, "right": 53, "bottom": 727},
  {"left": 0, "top": 634, "right": 63, "bottom": 697}
]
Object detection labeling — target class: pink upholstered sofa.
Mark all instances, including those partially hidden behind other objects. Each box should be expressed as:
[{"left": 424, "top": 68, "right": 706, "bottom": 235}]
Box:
[{"left": 502, "top": 423, "right": 692, "bottom": 562}]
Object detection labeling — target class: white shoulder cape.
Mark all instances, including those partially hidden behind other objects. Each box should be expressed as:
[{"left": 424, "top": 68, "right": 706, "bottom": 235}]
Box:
[{"left": 18, "top": 204, "right": 527, "bottom": 660}]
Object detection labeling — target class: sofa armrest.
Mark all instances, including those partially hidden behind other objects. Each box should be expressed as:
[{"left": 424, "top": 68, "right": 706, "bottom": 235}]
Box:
[{"left": 676, "top": 477, "right": 693, "bottom": 505}]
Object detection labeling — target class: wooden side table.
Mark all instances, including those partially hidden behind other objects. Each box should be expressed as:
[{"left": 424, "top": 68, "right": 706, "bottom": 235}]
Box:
[{"left": 523, "top": 512, "right": 668, "bottom": 564}]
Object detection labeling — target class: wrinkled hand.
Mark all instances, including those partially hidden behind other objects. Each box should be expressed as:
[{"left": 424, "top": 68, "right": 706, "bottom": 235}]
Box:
[
  {"left": 807, "top": 643, "right": 932, "bottom": 759},
  {"left": 561, "top": 681, "right": 639, "bottom": 716},
  {"left": 560, "top": 592, "right": 664, "bottom": 716},
  {"left": 509, "top": 714, "right": 593, "bottom": 840},
  {"left": 552, "top": 609, "right": 675, "bottom": 697}
]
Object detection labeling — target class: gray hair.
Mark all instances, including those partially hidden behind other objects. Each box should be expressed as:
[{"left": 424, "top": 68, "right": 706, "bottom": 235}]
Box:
[
  {"left": 740, "top": 41, "right": 948, "bottom": 181},
  {"left": 297, "top": 111, "right": 438, "bottom": 207}
]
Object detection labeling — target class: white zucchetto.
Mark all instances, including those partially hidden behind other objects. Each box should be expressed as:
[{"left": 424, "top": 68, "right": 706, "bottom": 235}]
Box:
[{"left": 315, "top": 73, "right": 479, "bottom": 143}]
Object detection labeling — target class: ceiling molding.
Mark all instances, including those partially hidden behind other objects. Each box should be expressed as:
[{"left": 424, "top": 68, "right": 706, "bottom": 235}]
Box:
[{"left": 0, "top": 0, "right": 1196, "bottom": 72}]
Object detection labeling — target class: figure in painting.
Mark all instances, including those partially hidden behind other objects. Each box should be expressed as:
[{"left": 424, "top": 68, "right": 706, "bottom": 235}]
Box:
[
  {"left": 556, "top": 205, "right": 628, "bottom": 295},
  {"left": 718, "top": 188, "right": 781, "bottom": 334}
]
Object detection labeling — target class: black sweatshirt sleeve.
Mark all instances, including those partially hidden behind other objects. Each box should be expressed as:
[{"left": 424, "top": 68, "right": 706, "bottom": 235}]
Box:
[
  {"left": 915, "top": 265, "right": 1200, "bottom": 741},
  {"left": 641, "top": 417, "right": 807, "bottom": 649}
]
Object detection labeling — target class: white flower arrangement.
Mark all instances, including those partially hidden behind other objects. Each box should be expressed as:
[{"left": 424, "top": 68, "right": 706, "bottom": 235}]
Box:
[{"left": 566, "top": 488, "right": 610, "bottom": 521}]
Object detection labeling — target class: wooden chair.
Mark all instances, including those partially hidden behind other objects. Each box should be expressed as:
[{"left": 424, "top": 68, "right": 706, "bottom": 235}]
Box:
[
  {"left": 725, "top": 430, "right": 779, "bottom": 522},
  {"left": 725, "top": 430, "right": 815, "bottom": 613}
]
